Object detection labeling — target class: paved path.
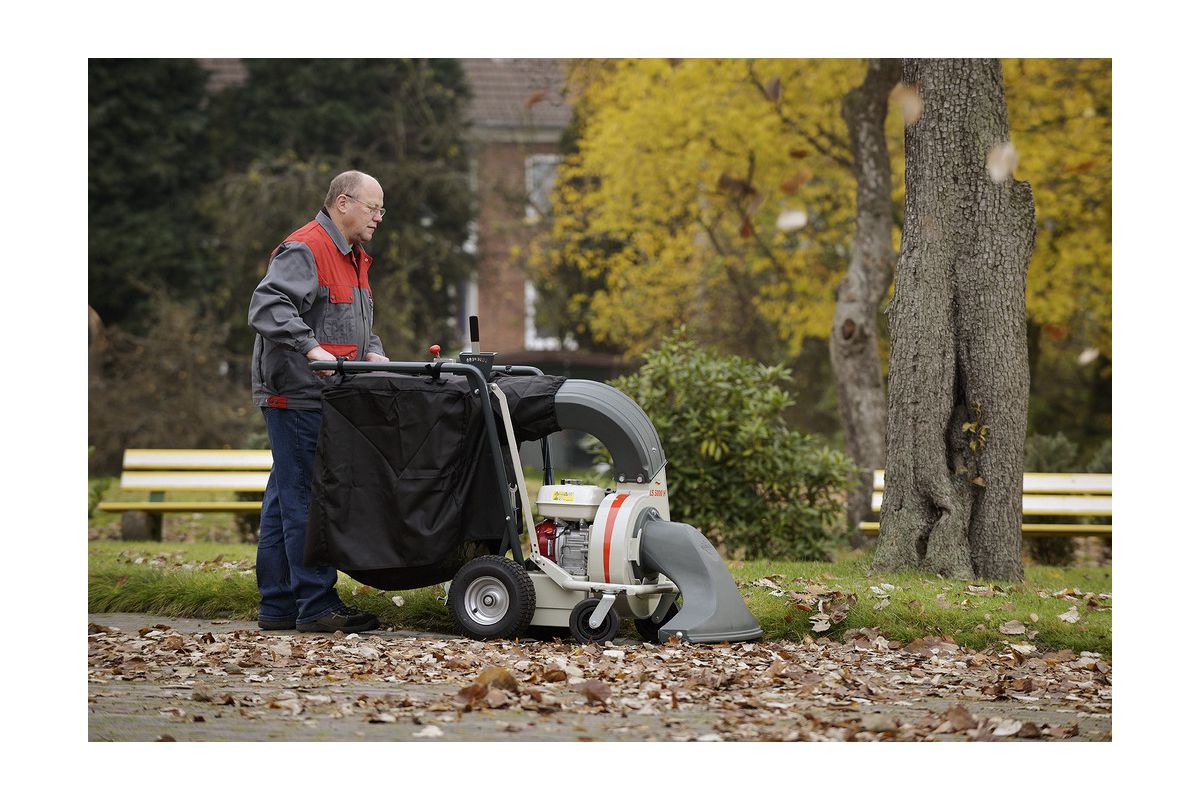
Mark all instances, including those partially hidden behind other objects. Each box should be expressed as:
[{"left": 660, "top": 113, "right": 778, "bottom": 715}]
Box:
[{"left": 88, "top": 613, "right": 1111, "bottom": 742}]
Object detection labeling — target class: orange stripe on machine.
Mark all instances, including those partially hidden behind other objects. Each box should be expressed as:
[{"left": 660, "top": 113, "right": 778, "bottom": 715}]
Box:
[{"left": 603, "top": 493, "right": 630, "bottom": 583}]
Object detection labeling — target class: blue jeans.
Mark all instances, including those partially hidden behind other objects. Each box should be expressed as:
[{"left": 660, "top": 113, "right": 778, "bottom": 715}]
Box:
[{"left": 257, "top": 407, "right": 341, "bottom": 624}]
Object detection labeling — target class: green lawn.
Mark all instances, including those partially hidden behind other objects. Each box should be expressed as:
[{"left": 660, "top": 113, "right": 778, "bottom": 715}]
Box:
[{"left": 88, "top": 540, "right": 1110, "bottom": 655}]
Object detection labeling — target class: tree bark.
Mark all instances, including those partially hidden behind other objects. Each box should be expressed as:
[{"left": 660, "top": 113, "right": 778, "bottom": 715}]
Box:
[
  {"left": 873, "top": 59, "right": 1035, "bottom": 581},
  {"left": 832, "top": 59, "right": 900, "bottom": 540}
]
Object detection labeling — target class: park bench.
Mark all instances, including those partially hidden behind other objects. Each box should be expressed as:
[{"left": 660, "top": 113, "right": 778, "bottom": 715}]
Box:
[
  {"left": 96, "top": 449, "right": 271, "bottom": 540},
  {"left": 858, "top": 470, "right": 1112, "bottom": 537}
]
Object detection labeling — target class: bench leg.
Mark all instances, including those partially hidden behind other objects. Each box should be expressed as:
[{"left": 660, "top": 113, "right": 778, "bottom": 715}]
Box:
[{"left": 120, "top": 511, "right": 162, "bottom": 541}]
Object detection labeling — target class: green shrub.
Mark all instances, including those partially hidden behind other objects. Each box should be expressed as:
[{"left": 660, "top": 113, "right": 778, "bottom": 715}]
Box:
[
  {"left": 610, "top": 330, "right": 854, "bottom": 560},
  {"left": 1023, "top": 432, "right": 1081, "bottom": 566}
]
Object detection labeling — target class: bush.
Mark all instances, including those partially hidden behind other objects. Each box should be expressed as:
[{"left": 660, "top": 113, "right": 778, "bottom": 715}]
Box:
[
  {"left": 610, "top": 330, "right": 854, "bottom": 560},
  {"left": 89, "top": 291, "right": 256, "bottom": 472},
  {"left": 1023, "top": 432, "right": 1082, "bottom": 566}
]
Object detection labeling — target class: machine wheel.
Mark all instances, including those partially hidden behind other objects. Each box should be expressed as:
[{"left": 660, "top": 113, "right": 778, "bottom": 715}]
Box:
[
  {"left": 448, "top": 556, "right": 536, "bottom": 640},
  {"left": 634, "top": 600, "right": 680, "bottom": 642},
  {"left": 568, "top": 598, "right": 621, "bottom": 644}
]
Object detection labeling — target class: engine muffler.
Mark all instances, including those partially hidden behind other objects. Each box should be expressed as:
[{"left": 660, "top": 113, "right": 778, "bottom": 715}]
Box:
[{"left": 638, "top": 517, "right": 763, "bottom": 644}]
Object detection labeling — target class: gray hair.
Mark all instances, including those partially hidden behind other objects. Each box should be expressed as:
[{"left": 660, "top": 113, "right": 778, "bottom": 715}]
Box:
[{"left": 323, "top": 171, "right": 368, "bottom": 209}]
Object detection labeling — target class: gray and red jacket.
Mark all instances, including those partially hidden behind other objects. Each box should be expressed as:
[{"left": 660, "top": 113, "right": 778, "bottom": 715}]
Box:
[{"left": 249, "top": 210, "right": 385, "bottom": 411}]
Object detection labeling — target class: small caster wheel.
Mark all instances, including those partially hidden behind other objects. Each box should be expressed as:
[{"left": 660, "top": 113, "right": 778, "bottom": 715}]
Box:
[{"left": 569, "top": 598, "right": 620, "bottom": 644}]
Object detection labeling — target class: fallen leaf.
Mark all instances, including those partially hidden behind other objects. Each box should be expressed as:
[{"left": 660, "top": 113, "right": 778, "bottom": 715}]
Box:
[
  {"left": 412, "top": 725, "right": 443, "bottom": 738},
  {"left": 1058, "top": 606, "right": 1080, "bottom": 624},
  {"left": 999, "top": 620, "right": 1026, "bottom": 636},
  {"left": 944, "top": 704, "right": 976, "bottom": 732},
  {"left": 993, "top": 719, "right": 1022, "bottom": 737},
  {"left": 391, "top": 595, "right": 406, "bottom": 607},
  {"left": 475, "top": 666, "right": 519, "bottom": 692},
  {"left": 577, "top": 680, "right": 610, "bottom": 705},
  {"left": 524, "top": 90, "right": 547, "bottom": 110}
]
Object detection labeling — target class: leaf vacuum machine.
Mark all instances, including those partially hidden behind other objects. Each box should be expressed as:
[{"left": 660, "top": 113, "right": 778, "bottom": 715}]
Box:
[{"left": 303, "top": 318, "right": 761, "bottom": 645}]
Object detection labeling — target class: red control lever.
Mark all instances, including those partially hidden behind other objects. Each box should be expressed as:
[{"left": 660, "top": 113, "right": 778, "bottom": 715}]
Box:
[{"left": 429, "top": 344, "right": 441, "bottom": 359}]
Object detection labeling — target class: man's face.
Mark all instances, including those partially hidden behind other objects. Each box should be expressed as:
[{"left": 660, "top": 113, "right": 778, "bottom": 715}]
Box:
[{"left": 340, "top": 180, "right": 385, "bottom": 246}]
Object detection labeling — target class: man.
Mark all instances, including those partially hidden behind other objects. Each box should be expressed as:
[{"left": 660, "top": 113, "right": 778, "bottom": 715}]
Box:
[{"left": 248, "top": 170, "right": 389, "bottom": 633}]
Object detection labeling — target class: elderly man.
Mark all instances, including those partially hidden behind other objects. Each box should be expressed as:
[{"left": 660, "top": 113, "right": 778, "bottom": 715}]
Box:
[{"left": 248, "top": 170, "right": 389, "bottom": 633}]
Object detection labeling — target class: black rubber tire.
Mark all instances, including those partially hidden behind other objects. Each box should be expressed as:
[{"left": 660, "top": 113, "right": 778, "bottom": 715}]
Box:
[
  {"left": 568, "top": 598, "right": 621, "bottom": 644},
  {"left": 634, "top": 600, "right": 680, "bottom": 642},
  {"left": 448, "top": 556, "right": 536, "bottom": 640}
]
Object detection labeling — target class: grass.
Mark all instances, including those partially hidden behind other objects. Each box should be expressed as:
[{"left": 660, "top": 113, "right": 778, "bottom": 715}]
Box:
[{"left": 88, "top": 540, "right": 1110, "bottom": 655}]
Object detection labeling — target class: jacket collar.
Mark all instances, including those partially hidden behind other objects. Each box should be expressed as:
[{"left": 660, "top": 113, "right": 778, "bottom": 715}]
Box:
[{"left": 316, "top": 209, "right": 357, "bottom": 256}]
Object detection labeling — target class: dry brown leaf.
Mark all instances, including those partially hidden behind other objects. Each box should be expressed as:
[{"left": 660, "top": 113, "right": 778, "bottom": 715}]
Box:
[
  {"left": 999, "top": 620, "right": 1026, "bottom": 636},
  {"left": 578, "top": 679, "right": 610, "bottom": 705}
]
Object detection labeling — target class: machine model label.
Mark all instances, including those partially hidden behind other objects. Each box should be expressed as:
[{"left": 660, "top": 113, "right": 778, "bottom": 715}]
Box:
[{"left": 551, "top": 490, "right": 575, "bottom": 502}]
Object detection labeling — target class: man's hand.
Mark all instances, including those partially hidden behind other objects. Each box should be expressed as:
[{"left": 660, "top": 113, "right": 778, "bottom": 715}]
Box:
[
  {"left": 365, "top": 352, "right": 389, "bottom": 363},
  {"left": 306, "top": 345, "right": 337, "bottom": 377}
]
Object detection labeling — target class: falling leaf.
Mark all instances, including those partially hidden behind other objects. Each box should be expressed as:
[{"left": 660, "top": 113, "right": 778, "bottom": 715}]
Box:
[
  {"left": 999, "top": 620, "right": 1026, "bottom": 636},
  {"left": 1043, "top": 323, "right": 1068, "bottom": 341},
  {"left": 1058, "top": 606, "right": 1080, "bottom": 624},
  {"left": 892, "top": 84, "right": 923, "bottom": 125},
  {"left": 779, "top": 171, "right": 810, "bottom": 194},
  {"left": 1078, "top": 348, "right": 1100, "bottom": 366},
  {"left": 764, "top": 76, "right": 782, "bottom": 103},
  {"left": 776, "top": 209, "right": 808, "bottom": 232},
  {"left": 788, "top": 148, "right": 810, "bottom": 160},
  {"left": 739, "top": 217, "right": 753, "bottom": 239},
  {"left": 986, "top": 142, "right": 1019, "bottom": 183},
  {"left": 717, "top": 173, "right": 754, "bottom": 196},
  {"left": 524, "top": 90, "right": 547, "bottom": 110}
]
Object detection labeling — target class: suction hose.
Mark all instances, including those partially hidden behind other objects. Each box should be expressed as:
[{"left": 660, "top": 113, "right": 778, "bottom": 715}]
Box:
[{"left": 638, "top": 518, "right": 763, "bottom": 644}]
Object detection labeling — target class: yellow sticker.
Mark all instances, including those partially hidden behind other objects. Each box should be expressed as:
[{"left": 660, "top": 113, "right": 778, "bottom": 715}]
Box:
[{"left": 551, "top": 491, "right": 575, "bottom": 502}]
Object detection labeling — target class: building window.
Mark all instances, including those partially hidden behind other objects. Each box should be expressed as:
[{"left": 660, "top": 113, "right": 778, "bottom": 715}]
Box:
[{"left": 525, "top": 154, "right": 562, "bottom": 221}]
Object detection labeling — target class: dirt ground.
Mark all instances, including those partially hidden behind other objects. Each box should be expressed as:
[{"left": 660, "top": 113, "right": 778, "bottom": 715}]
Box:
[{"left": 88, "top": 613, "right": 1111, "bottom": 742}]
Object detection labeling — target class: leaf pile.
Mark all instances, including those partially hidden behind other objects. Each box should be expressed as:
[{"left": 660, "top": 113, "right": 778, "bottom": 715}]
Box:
[{"left": 89, "top": 621, "right": 1110, "bottom": 741}]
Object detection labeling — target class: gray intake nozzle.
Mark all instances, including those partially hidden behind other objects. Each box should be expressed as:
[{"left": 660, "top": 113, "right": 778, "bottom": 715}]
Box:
[{"left": 638, "top": 518, "right": 763, "bottom": 644}]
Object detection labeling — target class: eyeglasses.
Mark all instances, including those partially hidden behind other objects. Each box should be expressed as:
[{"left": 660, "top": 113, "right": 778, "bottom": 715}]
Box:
[{"left": 344, "top": 194, "right": 386, "bottom": 218}]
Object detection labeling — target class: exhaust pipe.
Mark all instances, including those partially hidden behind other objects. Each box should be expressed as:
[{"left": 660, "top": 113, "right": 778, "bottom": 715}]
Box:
[{"left": 638, "top": 518, "right": 763, "bottom": 644}]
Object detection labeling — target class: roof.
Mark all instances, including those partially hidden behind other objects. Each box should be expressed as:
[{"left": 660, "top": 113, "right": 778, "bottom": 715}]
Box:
[{"left": 460, "top": 59, "right": 572, "bottom": 133}]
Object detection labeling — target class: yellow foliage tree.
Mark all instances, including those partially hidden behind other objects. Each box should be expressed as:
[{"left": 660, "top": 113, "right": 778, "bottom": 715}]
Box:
[
  {"left": 530, "top": 57, "right": 1110, "bottom": 365},
  {"left": 1006, "top": 58, "right": 1112, "bottom": 359},
  {"left": 530, "top": 58, "right": 882, "bottom": 361}
]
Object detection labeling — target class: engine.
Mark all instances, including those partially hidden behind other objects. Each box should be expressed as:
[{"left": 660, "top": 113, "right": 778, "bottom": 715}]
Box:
[{"left": 534, "top": 482, "right": 606, "bottom": 577}]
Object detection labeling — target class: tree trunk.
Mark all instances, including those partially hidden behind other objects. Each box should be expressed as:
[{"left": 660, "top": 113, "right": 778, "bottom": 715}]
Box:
[
  {"left": 832, "top": 59, "right": 900, "bottom": 541},
  {"left": 873, "top": 59, "right": 1035, "bottom": 581}
]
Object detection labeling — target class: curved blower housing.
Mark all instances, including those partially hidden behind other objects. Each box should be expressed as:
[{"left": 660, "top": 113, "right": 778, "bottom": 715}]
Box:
[{"left": 638, "top": 520, "right": 763, "bottom": 644}]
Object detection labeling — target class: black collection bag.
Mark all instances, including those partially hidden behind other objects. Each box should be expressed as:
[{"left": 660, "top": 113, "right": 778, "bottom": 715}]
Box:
[{"left": 303, "top": 371, "right": 564, "bottom": 589}]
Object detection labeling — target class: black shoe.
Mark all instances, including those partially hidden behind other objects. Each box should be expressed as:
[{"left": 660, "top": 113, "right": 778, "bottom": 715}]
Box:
[
  {"left": 296, "top": 604, "right": 379, "bottom": 633},
  {"left": 258, "top": 615, "right": 296, "bottom": 630}
]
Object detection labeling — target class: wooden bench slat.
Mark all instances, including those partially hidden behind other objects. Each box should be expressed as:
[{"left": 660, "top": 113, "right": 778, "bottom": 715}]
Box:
[
  {"left": 118, "top": 471, "right": 270, "bottom": 492},
  {"left": 857, "top": 521, "right": 1112, "bottom": 538},
  {"left": 870, "top": 492, "right": 1111, "bottom": 516},
  {"left": 96, "top": 501, "right": 263, "bottom": 513},
  {"left": 122, "top": 449, "right": 273, "bottom": 470},
  {"left": 871, "top": 470, "right": 1111, "bottom": 494}
]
